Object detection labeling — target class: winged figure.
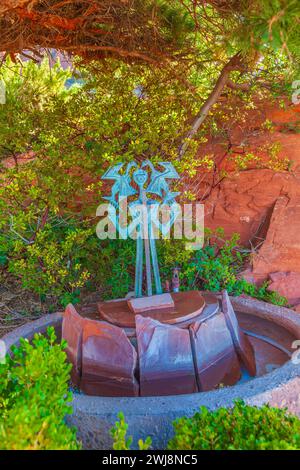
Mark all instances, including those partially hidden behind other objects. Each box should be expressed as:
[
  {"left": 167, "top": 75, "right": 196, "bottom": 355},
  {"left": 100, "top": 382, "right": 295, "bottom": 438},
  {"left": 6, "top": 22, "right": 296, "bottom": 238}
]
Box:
[
  {"left": 102, "top": 162, "right": 137, "bottom": 206},
  {"left": 142, "top": 161, "right": 180, "bottom": 203}
]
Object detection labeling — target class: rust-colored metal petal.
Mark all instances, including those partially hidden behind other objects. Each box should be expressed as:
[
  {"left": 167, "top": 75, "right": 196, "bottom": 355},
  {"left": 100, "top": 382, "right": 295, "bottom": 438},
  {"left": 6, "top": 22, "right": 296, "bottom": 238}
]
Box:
[
  {"left": 221, "top": 290, "right": 256, "bottom": 376},
  {"left": 62, "top": 303, "right": 85, "bottom": 386},
  {"left": 190, "top": 312, "right": 241, "bottom": 391},
  {"left": 136, "top": 315, "right": 197, "bottom": 396},
  {"left": 81, "top": 320, "right": 139, "bottom": 397}
]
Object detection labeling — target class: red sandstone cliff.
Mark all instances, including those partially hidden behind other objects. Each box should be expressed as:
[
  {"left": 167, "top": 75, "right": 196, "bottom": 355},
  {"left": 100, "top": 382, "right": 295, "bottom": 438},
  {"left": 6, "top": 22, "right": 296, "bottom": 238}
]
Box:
[{"left": 198, "top": 100, "right": 300, "bottom": 307}]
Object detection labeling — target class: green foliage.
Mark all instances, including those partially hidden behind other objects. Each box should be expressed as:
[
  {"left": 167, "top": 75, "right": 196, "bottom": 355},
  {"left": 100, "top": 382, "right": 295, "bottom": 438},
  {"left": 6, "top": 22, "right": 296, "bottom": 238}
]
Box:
[
  {"left": 155, "top": 0, "right": 195, "bottom": 45},
  {"left": 239, "top": 0, "right": 300, "bottom": 66},
  {"left": 57, "top": 58, "right": 200, "bottom": 169},
  {"left": 195, "top": 0, "right": 300, "bottom": 74},
  {"left": 8, "top": 223, "right": 92, "bottom": 299},
  {"left": 0, "top": 51, "right": 292, "bottom": 309},
  {"left": 0, "top": 213, "right": 103, "bottom": 306},
  {"left": 110, "top": 412, "right": 152, "bottom": 450},
  {"left": 99, "top": 240, "right": 136, "bottom": 299},
  {"left": 112, "top": 401, "right": 300, "bottom": 450},
  {"left": 100, "top": 238, "right": 193, "bottom": 300},
  {"left": 185, "top": 228, "right": 287, "bottom": 306},
  {"left": 96, "top": 230, "right": 287, "bottom": 305},
  {"left": 0, "top": 327, "right": 80, "bottom": 450},
  {"left": 0, "top": 57, "right": 200, "bottom": 307},
  {"left": 1, "top": 179, "right": 286, "bottom": 307},
  {"left": 0, "top": 58, "right": 73, "bottom": 160},
  {"left": 187, "top": 230, "right": 245, "bottom": 292},
  {"left": 168, "top": 400, "right": 300, "bottom": 450}
]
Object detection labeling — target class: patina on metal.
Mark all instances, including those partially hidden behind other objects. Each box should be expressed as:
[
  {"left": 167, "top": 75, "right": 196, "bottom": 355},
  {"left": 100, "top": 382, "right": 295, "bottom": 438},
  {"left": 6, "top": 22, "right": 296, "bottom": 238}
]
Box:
[{"left": 101, "top": 160, "right": 180, "bottom": 298}]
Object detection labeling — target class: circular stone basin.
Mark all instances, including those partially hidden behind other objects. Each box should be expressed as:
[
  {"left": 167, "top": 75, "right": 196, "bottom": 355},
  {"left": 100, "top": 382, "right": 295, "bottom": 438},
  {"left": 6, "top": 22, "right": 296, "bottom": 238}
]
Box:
[
  {"left": 2, "top": 295, "right": 300, "bottom": 449},
  {"left": 81, "top": 291, "right": 290, "bottom": 390}
]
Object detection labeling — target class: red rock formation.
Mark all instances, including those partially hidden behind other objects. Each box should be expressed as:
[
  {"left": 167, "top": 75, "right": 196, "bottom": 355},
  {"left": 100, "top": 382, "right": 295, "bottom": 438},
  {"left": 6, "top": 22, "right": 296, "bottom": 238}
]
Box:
[
  {"left": 245, "top": 195, "right": 300, "bottom": 303},
  {"left": 251, "top": 196, "right": 300, "bottom": 277},
  {"left": 196, "top": 101, "right": 300, "bottom": 303},
  {"left": 268, "top": 272, "right": 300, "bottom": 306}
]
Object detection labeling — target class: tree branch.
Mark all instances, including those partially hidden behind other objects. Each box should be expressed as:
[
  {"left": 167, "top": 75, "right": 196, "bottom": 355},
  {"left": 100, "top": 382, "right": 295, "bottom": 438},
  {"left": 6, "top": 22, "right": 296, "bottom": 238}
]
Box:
[
  {"left": 178, "top": 52, "right": 245, "bottom": 159},
  {"left": 226, "top": 79, "right": 251, "bottom": 91}
]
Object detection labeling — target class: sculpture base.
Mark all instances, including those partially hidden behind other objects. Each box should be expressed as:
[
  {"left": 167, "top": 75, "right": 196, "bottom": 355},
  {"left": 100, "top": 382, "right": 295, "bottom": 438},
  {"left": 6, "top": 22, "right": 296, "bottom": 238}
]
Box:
[
  {"left": 98, "top": 291, "right": 206, "bottom": 328},
  {"left": 60, "top": 291, "right": 262, "bottom": 397}
]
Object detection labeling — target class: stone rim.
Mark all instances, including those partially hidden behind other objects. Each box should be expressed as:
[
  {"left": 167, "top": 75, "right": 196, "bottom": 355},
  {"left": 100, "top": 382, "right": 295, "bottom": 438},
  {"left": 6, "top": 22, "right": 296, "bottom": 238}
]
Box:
[{"left": 2, "top": 296, "right": 300, "bottom": 449}]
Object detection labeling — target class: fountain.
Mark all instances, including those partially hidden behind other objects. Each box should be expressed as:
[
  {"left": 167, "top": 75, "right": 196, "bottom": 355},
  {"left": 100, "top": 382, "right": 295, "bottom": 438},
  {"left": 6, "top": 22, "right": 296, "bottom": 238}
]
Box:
[
  {"left": 2, "top": 161, "right": 300, "bottom": 449},
  {"left": 60, "top": 161, "right": 259, "bottom": 396}
]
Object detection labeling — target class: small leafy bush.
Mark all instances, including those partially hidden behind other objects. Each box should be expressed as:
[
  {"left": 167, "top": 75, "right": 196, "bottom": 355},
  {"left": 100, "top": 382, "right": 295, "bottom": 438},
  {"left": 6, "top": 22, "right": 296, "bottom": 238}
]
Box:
[
  {"left": 0, "top": 327, "right": 80, "bottom": 450},
  {"left": 185, "top": 228, "right": 287, "bottom": 306},
  {"left": 0, "top": 213, "right": 106, "bottom": 307},
  {"left": 110, "top": 412, "right": 152, "bottom": 450},
  {"left": 168, "top": 400, "right": 300, "bottom": 450},
  {"left": 7, "top": 222, "right": 93, "bottom": 304}
]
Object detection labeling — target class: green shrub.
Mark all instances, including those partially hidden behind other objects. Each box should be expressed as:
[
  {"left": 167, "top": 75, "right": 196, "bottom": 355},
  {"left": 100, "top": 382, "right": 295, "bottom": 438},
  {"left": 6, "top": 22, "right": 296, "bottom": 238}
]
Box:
[
  {"left": 110, "top": 412, "right": 152, "bottom": 450},
  {"left": 168, "top": 400, "right": 300, "bottom": 450},
  {"left": 185, "top": 228, "right": 287, "bottom": 306},
  {"left": 0, "top": 213, "right": 109, "bottom": 307},
  {"left": 1, "top": 212, "right": 287, "bottom": 307},
  {"left": 100, "top": 229, "right": 287, "bottom": 306},
  {"left": 0, "top": 327, "right": 80, "bottom": 450},
  {"left": 6, "top": 221, "right": 94, "bottom": 304}
]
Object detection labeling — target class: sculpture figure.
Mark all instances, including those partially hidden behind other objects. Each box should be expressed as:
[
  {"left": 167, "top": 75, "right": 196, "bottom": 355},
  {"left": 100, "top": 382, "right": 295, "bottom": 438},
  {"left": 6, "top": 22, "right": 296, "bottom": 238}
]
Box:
[{"left": 101, "top": 160, "right": 180, "bottom": 297}]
